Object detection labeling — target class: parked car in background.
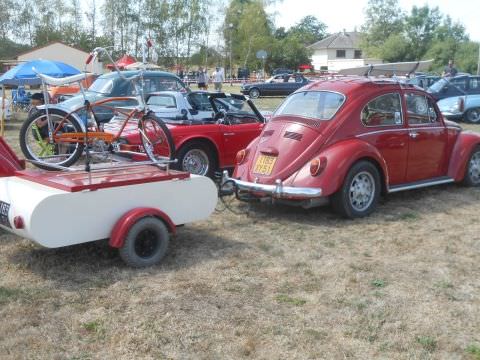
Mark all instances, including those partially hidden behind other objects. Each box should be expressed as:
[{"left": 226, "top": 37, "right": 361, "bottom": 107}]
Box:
[
  {"left": 437, "top": 93, "right": 480, "bottom": 123},
  {"left": 105, "top": 92, "right": 267, "bottom": 177},
  {"left": 427, "top": 74, "right": 478, "bottom": 101},
  {"left": 240, "top": 73, "right": 309, "bottom": 98},
  {"left": 272, "top": 68, "right": 294, "bottom": 75},
  {"left": 54, "top": 70, "right": 187, "bottom": 122},
  {"left": 48, "top": 73, "right": 98, "bottom": 103},
  {"left": 407, "top": 74, "right": 440, "bottom": 90},
  {"left": 224, "top": 77, "right": 480, "bottom": 218}
]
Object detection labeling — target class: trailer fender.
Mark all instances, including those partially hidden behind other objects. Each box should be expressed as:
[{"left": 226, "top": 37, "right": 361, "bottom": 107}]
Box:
[{"left": 109, "top": 207, "right": 176, "bottom": 249}]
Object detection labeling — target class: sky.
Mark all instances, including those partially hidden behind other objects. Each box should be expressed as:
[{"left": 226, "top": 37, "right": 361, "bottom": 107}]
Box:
[{"left": 267, "top": 0, "right": 480, "bottom": 42}]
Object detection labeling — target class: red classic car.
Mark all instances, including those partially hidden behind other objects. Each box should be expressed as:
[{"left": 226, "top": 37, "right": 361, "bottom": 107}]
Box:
[
  {"left": 223, "top": 77, "right": 480, "bottom": 218},
  {"left": 104, "top": 92, "right": 266, "bottom": 177}
]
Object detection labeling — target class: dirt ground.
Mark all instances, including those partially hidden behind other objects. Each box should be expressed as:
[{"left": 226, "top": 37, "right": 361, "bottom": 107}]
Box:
[{"left": 1, "top": 100, "right": 480, "bottom": 360}]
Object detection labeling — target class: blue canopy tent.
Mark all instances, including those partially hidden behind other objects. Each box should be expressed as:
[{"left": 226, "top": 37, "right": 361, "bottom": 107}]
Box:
[
  {"left": 0, "top": 60, "right": 81, "bottom": 135},
  {"left": 0, "top": 60, "right": 81, "bottom": 86}
]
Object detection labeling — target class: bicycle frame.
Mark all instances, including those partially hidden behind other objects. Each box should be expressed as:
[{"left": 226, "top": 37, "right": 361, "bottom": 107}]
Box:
[
  {"left": 47, "top": 97, "right": 146, "bottom": 145},
  {"left": 37, "top": 46, "right": 150, "bottom": 148}
]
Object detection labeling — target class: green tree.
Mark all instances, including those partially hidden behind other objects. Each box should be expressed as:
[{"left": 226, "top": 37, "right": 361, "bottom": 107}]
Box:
[
  {"left": 361, "top": 0, "right": 404, "bottom": 58},
  {"left": 224, "top": 0, "right": 273, "bottom": 69},
  {"left": 288, "top": 15, "right": 327, "bottom": 45},
  {"left": 404, "top": 5, "right": 442, "bottom": 61}
]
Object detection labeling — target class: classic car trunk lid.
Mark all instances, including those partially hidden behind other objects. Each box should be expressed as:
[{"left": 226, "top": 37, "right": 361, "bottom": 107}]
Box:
[{"left": 246, "top": 117, "right": 331, "bottom": 183}]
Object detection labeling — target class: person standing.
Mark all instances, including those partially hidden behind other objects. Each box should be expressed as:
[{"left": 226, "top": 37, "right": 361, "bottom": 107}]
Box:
[
  {"left": 212, "top": 66, "right": 224, "bottom": 92},
  {"left": 442, "top": 59, "right": 458, "bottom": 77},
  {"left": 197, "top": 67, "right": 208, "bottom": 90}
]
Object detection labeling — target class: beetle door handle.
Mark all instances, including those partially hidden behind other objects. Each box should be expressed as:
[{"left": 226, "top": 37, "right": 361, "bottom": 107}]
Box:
[
  {"left": 224, "top": 132, "right": 236, "bottom": 136},
  {"left": 409, "top": 131, "right": 419, "bottom": 138}
]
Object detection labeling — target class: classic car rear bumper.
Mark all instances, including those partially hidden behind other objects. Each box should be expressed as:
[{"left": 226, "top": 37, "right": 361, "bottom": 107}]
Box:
[{"left": 222, "top": 171, "right": 322, "bottom": 199}]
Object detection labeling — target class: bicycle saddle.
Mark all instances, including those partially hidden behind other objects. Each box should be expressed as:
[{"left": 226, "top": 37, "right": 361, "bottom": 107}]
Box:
[{"left": 33, "top": 70, "right": 87, "bottom": 86}]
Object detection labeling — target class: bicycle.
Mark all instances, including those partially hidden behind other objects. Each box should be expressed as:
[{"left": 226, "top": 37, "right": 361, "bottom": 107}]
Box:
[{"left": 19, "top": 47, "right": 175, "bottom": 170}]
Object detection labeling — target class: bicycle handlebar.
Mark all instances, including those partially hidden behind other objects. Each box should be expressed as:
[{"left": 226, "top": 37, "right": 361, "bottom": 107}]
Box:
[
  {"left": 85, "top": 47, "right": 146, "bottom": 107},
  {"left": 86, "top": 47, "right": 143, "bottom": 82}
]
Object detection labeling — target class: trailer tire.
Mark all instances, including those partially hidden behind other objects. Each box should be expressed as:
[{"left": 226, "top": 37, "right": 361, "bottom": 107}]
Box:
[{"left": 118, "top": 217, "right": 169, "bottom": 268}]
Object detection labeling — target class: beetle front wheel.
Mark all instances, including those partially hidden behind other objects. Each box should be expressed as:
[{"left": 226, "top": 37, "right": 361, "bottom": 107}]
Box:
[{"left": 138, "top": 115, "right": 175, "bottom": 163}]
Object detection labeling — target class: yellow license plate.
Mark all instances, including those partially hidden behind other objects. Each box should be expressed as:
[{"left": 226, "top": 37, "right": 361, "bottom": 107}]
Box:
[{"left": 254, "top": 155, "right": 277, "bottom": 175}]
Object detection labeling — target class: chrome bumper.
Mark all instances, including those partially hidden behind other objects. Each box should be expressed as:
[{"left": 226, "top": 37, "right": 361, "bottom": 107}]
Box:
[{"left": 222, "top": 171, "right": 322, "bottom": 198}]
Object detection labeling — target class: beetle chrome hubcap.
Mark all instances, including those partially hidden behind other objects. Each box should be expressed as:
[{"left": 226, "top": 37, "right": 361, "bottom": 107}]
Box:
[
  {"left": 469, "top": 152, "right": 480, "bottom": 184},
  {"left": 349, "top": 171, "right": 375, "bottom": 212},
  {"left": 182, "top": 149, "right": 209, "bottom": 175}
]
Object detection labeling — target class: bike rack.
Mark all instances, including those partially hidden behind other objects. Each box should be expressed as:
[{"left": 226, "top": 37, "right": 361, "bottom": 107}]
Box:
[{"left": 25, "top": 157, "right": 177, "bottom": 176}]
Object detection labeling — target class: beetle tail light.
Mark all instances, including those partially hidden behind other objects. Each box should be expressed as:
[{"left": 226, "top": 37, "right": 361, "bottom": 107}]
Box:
[
  {"left": 236, "top": 149, "right": 248, "bottom": 165},
  {"left": 310, "top": 157, "right": 327, "bottom": 177},
  {"left": 13, "top": 216, "right": 24, "bottom": 229},
  {"left": 458, "top": 97, "right": 465, "bottom": 112}
]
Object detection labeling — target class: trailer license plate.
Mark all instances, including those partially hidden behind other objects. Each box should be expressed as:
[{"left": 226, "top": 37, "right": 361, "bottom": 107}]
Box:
[
  {"left": 0, "top": 201, "right": 11, "bottom": 228},
  {"left": 254, "top": 155, "right": 277, "bottom": 175}
]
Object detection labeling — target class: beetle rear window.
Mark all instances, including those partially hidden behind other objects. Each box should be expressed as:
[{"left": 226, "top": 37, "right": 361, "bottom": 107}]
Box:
[{"left": 275, "top": 91, "right": 345, "bottom": 120}]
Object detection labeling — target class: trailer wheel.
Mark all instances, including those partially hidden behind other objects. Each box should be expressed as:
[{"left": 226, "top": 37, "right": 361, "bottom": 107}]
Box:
[{"left": 118, "top": 217, "right": 169, "bottom": 268}]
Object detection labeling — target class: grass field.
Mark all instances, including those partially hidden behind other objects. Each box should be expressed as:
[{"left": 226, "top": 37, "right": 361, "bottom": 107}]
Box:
[{"left": 1, "top": 100, "right": 480, "bottom": 359}]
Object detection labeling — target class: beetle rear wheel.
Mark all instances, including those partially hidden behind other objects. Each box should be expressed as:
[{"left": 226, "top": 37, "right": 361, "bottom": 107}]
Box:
[
  {"left": 463, "top": 146, "right": 480, "bottom": 186},
  {"left": 138, "top": 115, "right": 175, "bottom": 163},
  {"left": 331, "top": 161, "right": 381, "bottom": 218}
]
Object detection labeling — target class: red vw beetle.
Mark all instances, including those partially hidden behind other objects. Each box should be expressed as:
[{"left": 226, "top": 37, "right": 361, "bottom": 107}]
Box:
[{"left": 223, "top": 77, "right": 480, "bottom": 218}]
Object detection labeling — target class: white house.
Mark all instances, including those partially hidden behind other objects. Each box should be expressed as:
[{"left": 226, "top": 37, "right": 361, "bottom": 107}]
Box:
[
  {"left": 16, "top": 42, "right": 103, "bottom": 74},
  {"left": 307, "top": 31, "right": 382, "bottom": 72}
]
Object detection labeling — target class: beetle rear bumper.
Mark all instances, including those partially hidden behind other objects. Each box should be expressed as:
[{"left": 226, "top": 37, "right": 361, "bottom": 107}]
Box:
[{"left": 222, "top": 171, "right": 322, "bottom": 199}]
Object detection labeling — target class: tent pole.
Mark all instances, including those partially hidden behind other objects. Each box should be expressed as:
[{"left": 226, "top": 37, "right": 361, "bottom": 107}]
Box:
[{"left": 1, "top": 85, "right": 5, "bottom": 137}]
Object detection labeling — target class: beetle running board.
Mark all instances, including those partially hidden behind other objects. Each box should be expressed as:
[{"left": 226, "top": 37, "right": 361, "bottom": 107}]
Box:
[{"left": 388, "top": 177, "right": 454, "bottom": 193}]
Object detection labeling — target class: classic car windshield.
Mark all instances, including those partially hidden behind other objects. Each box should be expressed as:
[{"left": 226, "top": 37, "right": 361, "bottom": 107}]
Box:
[
  {"left": 428, "top": 78, "right": 447, "bottom": 92},
  {"left": 147, "top": 94, "right": 177, "bottom": 108},
  {"left": 275, "top": 91, "right": 345, "bottom": 120},
  {"left": 88, "top": 78, "right": 114, "bottom": 94}
]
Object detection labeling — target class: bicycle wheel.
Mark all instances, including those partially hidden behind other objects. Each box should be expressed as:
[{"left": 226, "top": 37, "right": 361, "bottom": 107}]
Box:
[
  {"left": 138, "top": 114, "right": 175, "bottom": 162},
  {"left": 19, "top": 108, "right": 85, "bottom": 170}
]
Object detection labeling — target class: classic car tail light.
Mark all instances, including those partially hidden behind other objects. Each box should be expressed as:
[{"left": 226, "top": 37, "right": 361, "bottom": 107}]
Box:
[
  {"left": 458, "top": 97, "right": 465, "bottom": 112},
  {"left": 310, "top": 157, "right": 327, "bottom": 176},
  {"left": 236, "top": 149, "right": 248, "bottom": 165},
  {"left": 13, "top": 216, "right": 24, "bottom": 229}
]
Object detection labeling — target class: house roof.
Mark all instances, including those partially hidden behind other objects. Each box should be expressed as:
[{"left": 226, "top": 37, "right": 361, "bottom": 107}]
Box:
[
  {"left": 308, "top": 31, "right": 362, "bottom": 50},
  {"left": 16, "top": 41, "right": 89, "bottom": 59}
]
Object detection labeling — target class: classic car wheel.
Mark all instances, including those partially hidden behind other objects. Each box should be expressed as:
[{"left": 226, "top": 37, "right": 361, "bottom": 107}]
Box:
[
  {"left": 249, "top": 88, "right": 260, "bottom": 99},
  {"left": 332, "top": 161, "right": 381, "bottom": 219},
  {"left": 465, "top": 108, "right": 480, "bottom": 124},
  {"left": 176, "top": 141, "right": 217, "bottom": 178},
  {"left": 118, "top": 217, "right": 169, "bottom": 268},
  {"left": 463, "top": 146, "right": 480, "bottom": 186}
]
